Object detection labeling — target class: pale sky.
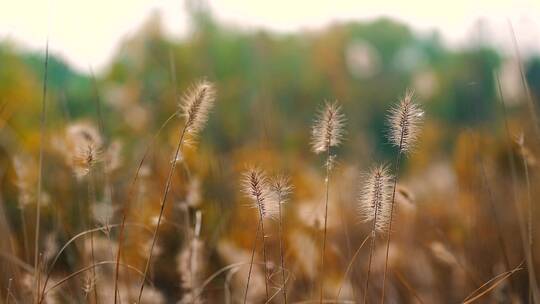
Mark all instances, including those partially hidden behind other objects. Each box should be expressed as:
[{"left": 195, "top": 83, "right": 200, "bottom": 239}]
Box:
[{"left": 1, "top": 0, "right": 540, "bottom": 73}]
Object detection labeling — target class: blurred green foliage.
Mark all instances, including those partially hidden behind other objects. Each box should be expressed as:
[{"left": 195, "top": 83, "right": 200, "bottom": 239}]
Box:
[{"left": 0, "top": 9, "right": 538, "bottom": 160}]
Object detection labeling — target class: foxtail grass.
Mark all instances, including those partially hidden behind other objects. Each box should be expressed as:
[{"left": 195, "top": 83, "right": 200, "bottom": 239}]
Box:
[
  {"left": 381, "top": 90, "right": 423, "bottom": 303},
  {"left": 241, "top": 167, "right": 276, "bottom": 301},
  {"left": 358, "top": 165, "right": 392, "bottom": 303},
  {"left": 136, "top": 80, "right": 215, "bottom": 303},
  {"left": 311, "top": 101, "right": 345, "bottom": 304},
  {"left": 271, "top": 174, "right": 292, "bottom": 304}
]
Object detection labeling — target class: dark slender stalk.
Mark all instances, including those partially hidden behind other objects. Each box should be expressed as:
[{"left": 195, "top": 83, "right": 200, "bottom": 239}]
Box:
[
  {"left": 520, "top": 143, "right": 538, "bottom": 302},
  {"left": 258, "top": 208, "right": 270, "bottom": 300},
  {"left": 112, "top": 112, "right": 178, "bottom": 304},
  {"left": 380, "top": 140, "right": 403, "bottom": 304},
  {"left": 508, "top": 21, "right": 540, "bottom": 137},
  {"left": 243, "top": 217, "right": 262, "bottom": 304},
  {"left": 319, "top": 147, "right": 331, "bottom": 304},
  {"left": 363, "top": 205, "right": 379, "bottom": 304},
  {"left": 477, "top": 154, "right": 513, "bottom": 273},
  {"left": 88, "top": 171, "right": 98, "bottom": 304},
  {"left": 34, "top": 40, "right": 49, "bottom": 304},
  {"left": 278, "top": 193, "right": 288, "bottom": 304},
  {"left": 393, "top": 269, "right": 424, "bottom": 304},
  {"left": 136, "top": 124, "right": 188, "bottom": 303},
  {"left": 466, "top": 125, "right": 514, "bottom": 296}
]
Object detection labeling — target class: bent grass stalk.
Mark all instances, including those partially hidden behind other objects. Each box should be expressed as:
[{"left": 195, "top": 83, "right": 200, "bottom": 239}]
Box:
[
  {"left": 335, "top": 234, "right": 370, "bottom": 302},
  {"left": 38, "top": 223, "right": 153, "bottom": 303}
]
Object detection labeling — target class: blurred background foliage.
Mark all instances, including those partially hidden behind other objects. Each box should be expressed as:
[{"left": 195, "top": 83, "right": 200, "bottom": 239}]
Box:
[{"left": 4, "top": 8, "right": 540, "bottom": 158}]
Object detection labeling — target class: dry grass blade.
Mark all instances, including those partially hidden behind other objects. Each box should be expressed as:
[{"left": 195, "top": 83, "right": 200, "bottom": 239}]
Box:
[
  {"left": 113, "top": 111, "right": 178, "bottom": 303},
  {"left": 335, "top": 234, "right": 370, "bottom": 301},
  {"left": 137, "top": 80, "right": 216, "bottom": 303},
  {"left": 43, "top": 261, "right": 152, "bottom": 296},
  {"left": 38, "top": 223, "right": 152, "bottom": 304},
  {"left": 381, "top": 90, "right": 424, "bottom": 303},
  {"left": 461, "top": 262, "right": 524, "bottom": 304},
  {"left": 312, "top": 101, "right": 346, "bottom": 304}
]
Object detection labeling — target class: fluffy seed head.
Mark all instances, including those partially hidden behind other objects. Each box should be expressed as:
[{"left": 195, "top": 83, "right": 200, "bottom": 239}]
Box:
[
  {"left": 66, "top": 123, "right": 102, "bottom": 178},
  {"left": 180, "top": 80, "right": 216, "bottom": 137},
  {"left": 358, "top": 165, "right": 393, "bottom": 232},
  {"left": 270, "top": 174, "right": 292, "bottom": 205},
  {"left": 242, "top": 167, "right": 277, "bottom": 219},
  {"left": 311, "top": 101, "right": 346, "bottom": 154},
  {"left": 387, "top": 90, "right": 424, "bottom": 154}
]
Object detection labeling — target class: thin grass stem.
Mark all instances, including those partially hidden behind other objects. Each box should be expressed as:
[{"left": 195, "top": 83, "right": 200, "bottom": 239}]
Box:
[
  {"left": 34, "top": 39, "right": 49, "bottom": 304},
  {"left": 243, "top": 217, "right": 262, "bottom": 304},
  {"left": 319, "top": 147, "right": 331, "bottom": 304},
  {"left": 136, "top": 124, "right": 188, "bottom": 303}
]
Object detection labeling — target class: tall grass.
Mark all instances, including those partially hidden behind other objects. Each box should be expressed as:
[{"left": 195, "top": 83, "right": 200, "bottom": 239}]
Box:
[
  {"left": 358, "top": 165, "right": 392, "bottom": 303},
  {"left": 34, "top": 40, "right": 49, "bottom": 304},
  {"left": 271, "top": 174, "right": 292, "bottom": 304},
  {"left": 380, "top": 91, "right": 423, "bottom": 303},
  {"left": 311, "top": 101, "right": 345, "bottom": 304},
  {"left": 136, "top": 80, "right": 215, "bottom": 302}
]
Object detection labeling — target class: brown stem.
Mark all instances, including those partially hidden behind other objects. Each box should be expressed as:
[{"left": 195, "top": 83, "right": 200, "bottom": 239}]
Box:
[
  {"left": 521, "top": 146, "right": 539, "bottom": 302},
  {"left": 243, "top": 217, "right": 262, "bottom": 304},
  {"left": 335, "top": 234, "right": 370, "bottom": 302},
  {"left": 136, "top": 124, "right": 188, "bottom": 303},
  {"left": 112, "top": 112, "right": 178, "bottom": 304},
  {"left": 34, "top": 39, "right": 49, "bottom": 304},
  {"left": 380, "top": 143, "right": 403, "bottom": 304},
  {"left": 319, "top": 147, "right": 331, "bottom": 304},
  {"left": 278, "top": 194, "right": 288, "bottom": 304},
  {"left": 363, "top": 205, "right": 380, "bottom": 304},
  {"left": 258, "top": 209, "right": 270, "bottom": 300},
  {"left": 88, "top": 172, "right": 98, "bottom": 304}
]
